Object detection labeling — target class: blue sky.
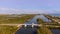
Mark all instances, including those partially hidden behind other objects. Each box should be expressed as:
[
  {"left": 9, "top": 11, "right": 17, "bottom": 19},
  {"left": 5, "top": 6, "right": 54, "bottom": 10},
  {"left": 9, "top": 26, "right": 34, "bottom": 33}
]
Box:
[{"left": 0, "top": 0, "right": 60, "bottom": 14}]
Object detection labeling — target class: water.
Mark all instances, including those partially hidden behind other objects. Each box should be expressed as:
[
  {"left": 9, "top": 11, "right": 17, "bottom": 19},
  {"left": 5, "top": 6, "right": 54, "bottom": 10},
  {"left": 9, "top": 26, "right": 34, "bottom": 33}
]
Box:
[
  {"left": 15, "top": 14, "right": 60, "bottom": 34},
  {"left": 15, "top": 15, "right": 40, "bottom": 34},
  {"left": 16, "top": 15, "right": 50, "bottom": 34},
  {"left": 25, "top": 15, "right": 51, "bottom": 24},
  {"left": 50, "top": 14, "right": 60, "bottom": 34},
  {"left": 50, "top": 14, "right": 60, "bottom": 17},
  {"left": 51, "top": 29, "right": 60, "bottom": 34},
  {"left": 15, "top": 27, "right": 37, "bottom": 34},
  {"left": 38, "top": 15, "right": 51, "bottom": 22}
]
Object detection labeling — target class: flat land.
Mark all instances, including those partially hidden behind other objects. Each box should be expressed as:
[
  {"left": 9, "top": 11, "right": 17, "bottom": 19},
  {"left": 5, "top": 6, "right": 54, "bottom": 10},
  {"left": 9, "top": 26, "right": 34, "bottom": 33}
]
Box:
[
  {"left": 0, "top": 14, "right": 36, "bottom": 34},
  {"left": 37, "top": 18, "right": 52, "bottom": 34},
  {"left": 0, "top": 25, "right": 18, "bottom": 34},
  {"left": 0, "top": 14, "right": 35, "bottom": 24}
]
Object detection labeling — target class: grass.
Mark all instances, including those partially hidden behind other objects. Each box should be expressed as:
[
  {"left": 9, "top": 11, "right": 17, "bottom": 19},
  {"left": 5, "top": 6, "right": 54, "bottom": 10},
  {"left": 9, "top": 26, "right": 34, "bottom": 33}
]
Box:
[
  {"left": 0, "top": 14, "right": 35, "bottom": 24},
  {"left": 37, "top": 18, "right": 53, "bottom": 34},
  {"left": 37, "top": 18, "right": 44, "bottom": 24},
  {"left": 0, "top": 14, "right": 36, "bottom": 34},
  {"left": 0, "top": 25, "right": 18, "bottom": 34},
  {"left": 37, "top": 26, "right": 52, "bottom": 34}
]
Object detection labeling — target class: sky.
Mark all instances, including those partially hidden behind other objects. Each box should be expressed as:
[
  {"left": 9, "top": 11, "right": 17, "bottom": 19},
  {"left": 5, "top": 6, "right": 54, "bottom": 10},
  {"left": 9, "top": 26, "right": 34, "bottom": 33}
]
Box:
[{"left": 0, "top": 0, "right": 60, "bottom": 14}]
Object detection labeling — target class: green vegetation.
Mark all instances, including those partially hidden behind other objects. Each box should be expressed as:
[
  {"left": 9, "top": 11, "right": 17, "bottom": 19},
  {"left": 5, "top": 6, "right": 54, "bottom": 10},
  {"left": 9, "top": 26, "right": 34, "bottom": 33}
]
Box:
[
  {"left": 0, "top": 25, "right": 18, "bottom": 34},
  {"left": 44, "top": 15, "right": 58, "bottom": 23},
  {"left": 37, "top": 18, "right": 44, "bottom": 24},
  {"left": 0, "top": 14, "right": 36, "bottom": 34},
  {"left": 37, "top": 18, "right": 52, "bottom": 34},
  {"left": 37, "top": 26, "right": 52, "bottom": 34},
  {"left": 0, "top": 14, "right": 35, "bottom": 24}
]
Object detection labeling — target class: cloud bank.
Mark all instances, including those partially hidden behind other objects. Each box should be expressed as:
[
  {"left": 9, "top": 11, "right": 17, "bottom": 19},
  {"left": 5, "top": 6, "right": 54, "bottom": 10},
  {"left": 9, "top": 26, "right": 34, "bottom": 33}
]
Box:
[{"left": 0, "top": 8, "right": 59, "bottom": 14}]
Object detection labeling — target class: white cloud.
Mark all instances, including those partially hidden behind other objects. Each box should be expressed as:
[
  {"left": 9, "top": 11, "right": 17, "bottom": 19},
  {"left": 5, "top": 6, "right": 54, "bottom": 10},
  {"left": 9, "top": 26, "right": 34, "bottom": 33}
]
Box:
[{"left": 0, "top": 8, "right": 59, "bottom": 14}]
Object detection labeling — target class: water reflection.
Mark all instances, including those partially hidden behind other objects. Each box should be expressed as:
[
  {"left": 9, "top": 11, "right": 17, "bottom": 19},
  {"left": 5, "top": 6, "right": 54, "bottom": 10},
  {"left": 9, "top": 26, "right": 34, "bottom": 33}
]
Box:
[
  {"left": 39, "top": 15, "right": 51, "bottom": 22},
  {"left": 15, "top": 26, "right": 37, "bottom": 34},
  {"left": 51, "top": 29, "right": 60, "bottom": 34},
  {"left": 15, "top": 15, "right": 38, "bottom": 34},
  {"left": 15, "top": 15, "right": 60, "bottom": 34},
  {"left": 15, "top": 15, "right": 52, "bottom": 34}
]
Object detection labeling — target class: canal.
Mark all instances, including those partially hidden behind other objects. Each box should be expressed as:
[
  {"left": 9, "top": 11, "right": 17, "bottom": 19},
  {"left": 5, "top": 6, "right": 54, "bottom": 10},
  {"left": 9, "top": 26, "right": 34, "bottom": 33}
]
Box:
[
  {"left": 15, "top": 15, "right": 39, "bottom": 34},
  {"left": 15, "top": 15, "right": 60, "bottom": 34}
]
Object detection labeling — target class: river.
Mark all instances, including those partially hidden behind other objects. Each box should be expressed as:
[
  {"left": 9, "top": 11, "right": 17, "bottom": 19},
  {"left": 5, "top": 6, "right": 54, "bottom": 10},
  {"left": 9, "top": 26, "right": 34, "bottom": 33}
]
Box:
[
  {"left": 15, "top": 15, "right": 39, "bottom": 34},
  {"left": 15, "top": 15, "right": 60, "bottom": 34}
]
